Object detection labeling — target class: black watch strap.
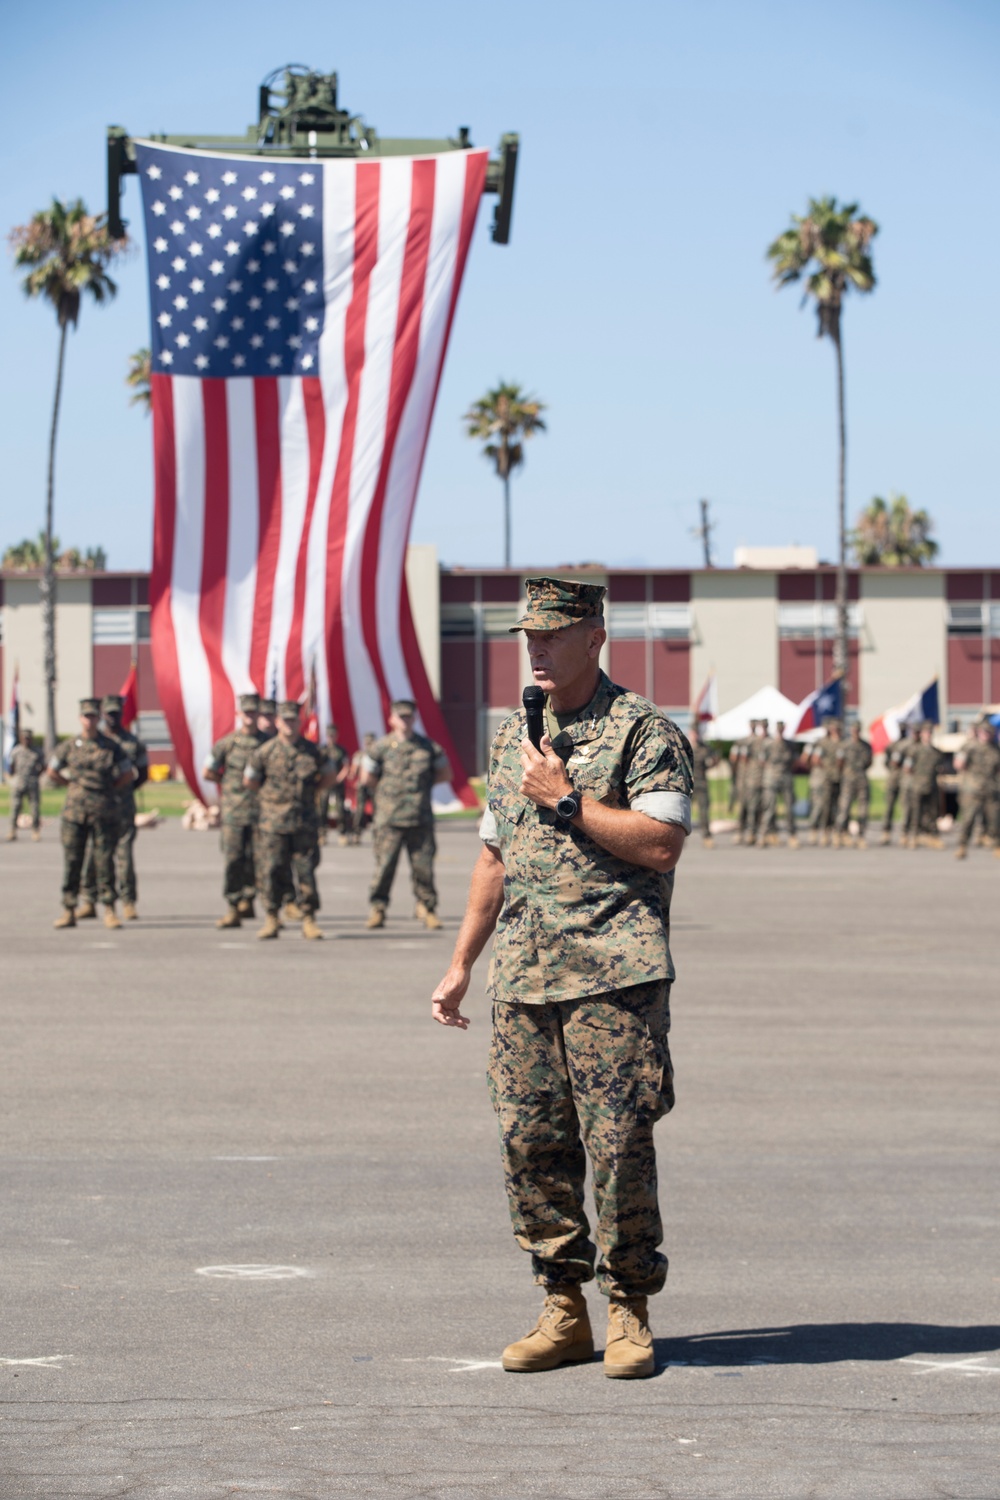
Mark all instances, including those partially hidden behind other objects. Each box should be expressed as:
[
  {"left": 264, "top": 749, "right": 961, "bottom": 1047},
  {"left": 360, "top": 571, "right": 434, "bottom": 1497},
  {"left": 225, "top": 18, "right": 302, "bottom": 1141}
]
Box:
[{"left": 556, "top": 789, "right": 582, "bottom": 821}]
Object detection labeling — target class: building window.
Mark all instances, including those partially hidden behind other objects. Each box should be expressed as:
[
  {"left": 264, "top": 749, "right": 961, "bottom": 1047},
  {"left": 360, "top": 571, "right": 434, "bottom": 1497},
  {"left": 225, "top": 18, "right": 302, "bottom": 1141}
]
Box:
[
  {"left": 946, "top": 603, "right": 985, "bottom": 636},
  {"left": 93, "top": 608, "right": 151, "bottom": 645},
  {"left": 481, "top": 604, "right": 519, "bottom": 637},
  {"left": 440, "top": 604, "right": 476, "bottom": 639},
  {"left": 607, "top": 603, "right": 691, "bottom": 640},
  {"left": 777, "top": 603, "right": 862, "bottom": 638}
]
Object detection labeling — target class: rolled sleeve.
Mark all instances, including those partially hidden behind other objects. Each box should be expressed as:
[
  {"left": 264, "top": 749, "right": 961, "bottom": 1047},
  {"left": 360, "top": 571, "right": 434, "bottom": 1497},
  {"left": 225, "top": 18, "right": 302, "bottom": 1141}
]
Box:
[
  {"left": 631, "top": 790, "right": 692, "bottom": 834},
  {"left": 479, "top": 805, "right": 501, "bottom": 849},
  {"left": 361, "top": 754, "right": 379, "bottom": 776}
]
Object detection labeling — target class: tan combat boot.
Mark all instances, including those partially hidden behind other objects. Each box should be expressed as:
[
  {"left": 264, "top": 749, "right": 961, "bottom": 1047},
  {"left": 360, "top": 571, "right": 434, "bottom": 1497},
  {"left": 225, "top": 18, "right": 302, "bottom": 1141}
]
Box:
[
  {"left": 703, "top": 836, "right": 714, "bottom": 849},
  {"left": 415, "top": 901, "right": 443, "bottom": 931},
  {"left": 216, "top": 907, "right": 241, "bottom": 928},
  {"left": 257, "top": 913, "right": 280, "bottom": 940},
  {"left": 819, "top": 831, "right": 830, "bottom": 848},
  {"left": 604, "top": 1298, "right": 655, "bottom": 1379},
  {"left": 53, "top": 908, "right": 76, "bottom": 929},
  {"left": 104, "top": 907, "right": 122, "bottom": 930},
  {"left": 831, "top": 831, "right": 842, "bottom": 849},
  {"left": 954, "top": 845, "right": 967, "bottom": 860},
  {"left": 501, "top": 1287, "right": 593, "bottom": 1373},
  {"left": 788, "top": 836, "right": 800, "bottom": 849},
  {"left": 237, "top": 898, "right": 255, "bottom": 919},
  {"left": 31, "top": 830, "right": 41, "bottom": 842},
  {"left": 283, "top": 901, "right": 304, "bottom": 922},
  {"left": 301, "top": 915, "right": 323, "bottom": 940},
  {"left": 879, "top": 831, "right": 891, "bottom": 846},
  {"left": 76, "top": 899, "right": 97, "bottom": 920},
  {"left": 4, "top": 830, "right": 15, "bottom": 843},
  {"left": 122, "top": 903, "right": 138, "bottom": 921},
  {"left": 855, "top": 836, "right": 867, "bottom": 850},
  {"left": 366, "top": 907, "right": 385, "bottom": 929},
  {"left": 732, "top": 832, "right": 742, "bottom": 846},
  {"left": 338, "top": 833, "right": 350, "bottom": 847}
]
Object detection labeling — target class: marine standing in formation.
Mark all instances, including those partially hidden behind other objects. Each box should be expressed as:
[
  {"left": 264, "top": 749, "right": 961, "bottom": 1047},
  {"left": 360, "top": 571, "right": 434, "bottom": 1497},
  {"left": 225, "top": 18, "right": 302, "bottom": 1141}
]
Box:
[
  {"left": 879, "top": 726, "right": 910, "bottom": 844},
  {"left": 902, "top": 723, "right": 945, "bottom": 849},
  {"left": 361, "top": 700, "right": 449, "bottom": 930},
  {"left": 245, "top": 701, "right": 337, "bottom": 940},
  {"left": 833, "top": 722, "right": 873, "bottom": 848},
  {"left": 758, "top": 720, "right": 799, "bottom": 847},
  {"left": 48, "top": 698, "right": 133, "bottom": 930},
  {"left": 729, "top": 719, "right": 757, "bottom": 843},
  {"left": 432, "top": 577, "right": 693, "bottom": 1380},
  {"left": 78, "top": 694, "right": 148, "bottom": 921},
  {"left": 688, "top": 723, "right": 717, "bottom": 847},
  {"left": 807, "top": 720, "right": 843, "bottom": 845},
  {"left": 953, "top": 719, "right": 1000, "bottom": 860},
  {"left": 5, "top": 728, "right": 44, "bottom": 843},
  {"left": 317, "top": 723, "right": 350, "bottom": 846},
  {"left": 204, "top": 693, "right": 263, "bottom": 928}
]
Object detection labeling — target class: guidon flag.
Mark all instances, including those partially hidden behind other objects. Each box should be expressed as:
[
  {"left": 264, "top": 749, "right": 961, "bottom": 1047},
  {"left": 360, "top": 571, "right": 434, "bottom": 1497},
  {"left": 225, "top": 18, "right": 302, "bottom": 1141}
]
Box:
[{"left": 136, "top": 140, "right": 488, "bottom": 804}]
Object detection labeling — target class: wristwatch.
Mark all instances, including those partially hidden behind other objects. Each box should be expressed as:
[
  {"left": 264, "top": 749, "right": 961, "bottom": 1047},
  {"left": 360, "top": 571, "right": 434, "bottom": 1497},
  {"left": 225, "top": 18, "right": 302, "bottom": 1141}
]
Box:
[{"left": 555, "top": 788, "right": 582, "bottom": 822}]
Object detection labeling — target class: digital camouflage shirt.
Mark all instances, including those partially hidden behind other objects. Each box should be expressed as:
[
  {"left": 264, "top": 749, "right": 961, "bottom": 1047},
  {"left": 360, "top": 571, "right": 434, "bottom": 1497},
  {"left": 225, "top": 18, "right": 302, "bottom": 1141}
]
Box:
[
  {"left": 365, "top": 732, "right": 447, "bottom": 828},
  {"left": 905, "top": 741, "right": 945, "bottom": 793},
  {"left": 479, "top": 672, "right": 693, "bottom": 1005},
  {"left": 812, "top": 737, "right": 843, "bottom": 783},
  {"left": 690, "top": 740, "right": 717, "bottom": 789},
  {"left": 8, "top": 744, "right": 44, "bottom": 785},
  {"left": 961, "top": 738, "right": 1000, "bottom": 793},
  {"left": 837, "top": 737, "right": 873, "bottom": 778},
  {"left": 205, "top": 727, "right": 264, "bottom": 825},
  {"left": 885, "top": 738, "right": 909, "bottom": 782},
  {"left": 104, "top": 724, "right": 147, "bottom": 816},
  {"left": 244, "top": 735, "right": 333, "bottom": 834},
  {"left": 761, "top": 736, "right": 796, "bottom": 788},
  {"left": 49, "top": 733, "right": 131, "bottom": 823}
]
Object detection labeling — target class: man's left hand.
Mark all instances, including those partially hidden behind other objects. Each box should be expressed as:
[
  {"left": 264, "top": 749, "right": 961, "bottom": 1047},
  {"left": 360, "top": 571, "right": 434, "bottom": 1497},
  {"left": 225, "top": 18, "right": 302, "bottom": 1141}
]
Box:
[{"left": 520, "top": 734, "right": 573, "bottom": 811}]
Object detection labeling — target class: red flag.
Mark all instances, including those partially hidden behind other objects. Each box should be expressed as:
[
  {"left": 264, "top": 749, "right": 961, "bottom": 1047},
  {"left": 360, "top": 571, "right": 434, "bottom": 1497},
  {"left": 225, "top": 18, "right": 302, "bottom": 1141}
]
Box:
[{"left": 119, "top": 661, "right": 138, "bottom": 729}]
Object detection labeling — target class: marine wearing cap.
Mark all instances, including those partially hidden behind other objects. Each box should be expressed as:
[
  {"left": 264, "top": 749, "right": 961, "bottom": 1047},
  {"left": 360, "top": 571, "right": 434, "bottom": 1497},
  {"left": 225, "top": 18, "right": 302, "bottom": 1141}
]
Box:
[
  {"left": 259, "top": 698, "right": 277, "bottom": 716},
  {"left": 509, "top": 577, "right": 606, "bottom": 632},
  {"left": 277, "top": 700, "right": 301, "bottom": 721},
  {"left": 80, "top": 697, "right": 101, "bottom": 716},
  {"left": 239, "top": 692, "right": 260, "bottom": 714},
  {"left": 101, "top": 694, "right": 123, "bottom": 715}
]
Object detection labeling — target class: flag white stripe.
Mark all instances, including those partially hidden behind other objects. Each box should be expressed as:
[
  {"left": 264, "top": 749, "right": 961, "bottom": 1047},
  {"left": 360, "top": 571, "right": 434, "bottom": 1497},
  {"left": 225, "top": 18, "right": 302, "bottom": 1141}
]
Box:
[
  {"left": 221, "top": 380, "right": 259, "bottom": 698},
  {"left": 264, "top": 378, "right": 308, "bottom": 699},
  {"left": 171, "top": 378, "right": 214, "bottom": 784}
]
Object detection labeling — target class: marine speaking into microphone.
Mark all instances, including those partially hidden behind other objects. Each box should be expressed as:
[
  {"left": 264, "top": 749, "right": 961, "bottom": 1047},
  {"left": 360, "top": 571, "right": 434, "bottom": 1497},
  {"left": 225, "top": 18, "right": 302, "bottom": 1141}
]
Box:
[{"left": 522, "top": 684, "right": 545, "bottom": 750}]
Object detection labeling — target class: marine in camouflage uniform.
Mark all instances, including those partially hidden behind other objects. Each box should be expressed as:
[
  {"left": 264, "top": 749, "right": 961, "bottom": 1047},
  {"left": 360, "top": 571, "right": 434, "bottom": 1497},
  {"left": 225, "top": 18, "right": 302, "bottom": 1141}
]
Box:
[
  {"left": 902, "top": 724, "right": 945, "bottom": 848},
  {"left": 879, "top": 728, "right": 910, "bottom": 844},
  {"left": 729, "top": 722, "right": 755, "bottom": 842},
  {"left": 203, "top": 693, "right": 263, "bottom": 927},
  {"left": 689, "top": 726, "right": 717, "bottom": 845},
  {"left": 807, "top": 721, "right": 843, "bottom": 845},
  {"left": 953, "top": 721, "right": 1000, "bottom": 859},
  {"left": 758, "top": 722, "right": 799, "bottom": 846},
  {"left": 833, "top": 724, "right": 873, "bottom": 847},
  {"left": 245, "top": 701, "right": 336, "bottom": 939},
  {"left": 80, "top": 695, "right": 148, "bottom": 918},
  {"left": 740, "top": 721, "right": 769, "bottom": 845},
  {"left": 6, "top": 730, "right": 44, "bottom": 841},
  {"left": 48, "top": 698, "right": 132, "bottom": 929},
  {"left": 363, "top": 702, "right": 449, "bottom": 929},
  {"left": 317, "top": 724, "right": 349, "bottom": 844},
  {"left": 432, "top": 577, "right": 693, "bottom": 1380}
]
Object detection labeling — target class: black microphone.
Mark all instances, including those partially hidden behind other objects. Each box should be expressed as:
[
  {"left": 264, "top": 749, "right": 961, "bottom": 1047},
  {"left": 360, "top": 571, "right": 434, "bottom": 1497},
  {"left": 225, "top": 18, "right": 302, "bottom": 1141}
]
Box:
[{"left": 522, "top": 685, "right": 545, "bottom": 750}]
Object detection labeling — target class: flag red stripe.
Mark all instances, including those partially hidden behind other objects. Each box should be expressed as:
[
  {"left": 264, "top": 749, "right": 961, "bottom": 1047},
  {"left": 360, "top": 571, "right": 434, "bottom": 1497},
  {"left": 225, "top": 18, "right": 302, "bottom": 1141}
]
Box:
[
  {"left": 250, "top": 379, "right": 282, "bottom": 693},
  {"left": 324, "top": 161, "right": 381, "bottom": 753},
  {"left": 284, "top": 377, "right": 326, "bottom": 701},
  {"left": 359, "top": 157, "right": 437, "bottom": 720},
  {"left": 199, "top": 381, "right": 233, "bottom": 745},
  {"left": 148, "top": 376, "right": 197, "bottom": 791}
]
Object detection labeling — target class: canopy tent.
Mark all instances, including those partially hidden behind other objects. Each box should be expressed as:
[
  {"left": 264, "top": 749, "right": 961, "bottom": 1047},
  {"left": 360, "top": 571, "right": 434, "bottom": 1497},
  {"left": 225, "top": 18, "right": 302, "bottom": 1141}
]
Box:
[{"left": 704, "top": 686, "right": 800, "bottom": 741}]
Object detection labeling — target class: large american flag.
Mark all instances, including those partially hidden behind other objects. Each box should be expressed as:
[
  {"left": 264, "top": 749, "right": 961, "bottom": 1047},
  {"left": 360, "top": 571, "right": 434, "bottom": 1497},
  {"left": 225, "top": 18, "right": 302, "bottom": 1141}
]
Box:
[{"left": 136, "top": 139, "right": 488, "bottom": 803}]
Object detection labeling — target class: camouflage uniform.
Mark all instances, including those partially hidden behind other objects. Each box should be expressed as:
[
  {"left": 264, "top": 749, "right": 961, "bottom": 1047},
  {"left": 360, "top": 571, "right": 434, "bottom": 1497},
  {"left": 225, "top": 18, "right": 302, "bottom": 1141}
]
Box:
[
  {"left": 955, "top": 735, "right": 1000, "bottom": 850},
  {"left": 881, "top": 737, "right": 909, "bottom": 835},
  {"left": 205, "top": 722, "right": 263, "bottom": 910},
  {"left": 690, "top": 739, "right": 716, "bottom": 840},
  {"left": 81, "top": 714, "right": 147, "bottom": 905},
  {"left": 903, "top": 737, "right": 944, "bottom": 841},
  {"left": 741, "top": 732, "right": 768, "bottom": 843},
  {"left": 479, "top": 658, "right": 693, "bottom": 1301},
  {"left": 758, "top": 734, "right": 797, "bottom": 841},
  {"left": 7, "top": 741, "right": 44, "bottom": 834},
  {"left": 834, "top": 734, "right": 873, "bottom": 838},
  {"left": 50, "top": 730, "right": 131, "bottom": 909},
  {"left": 318, "top": 739, "right": 348, "bottom": 836},
  {"left": 808, "top": 732, "right": 842, "bottom": 839},
  {"left": 365, "top": 732, "right": 447, "bottom": 914},
  {"left": 245, "top": 731, "right": 333, "bottom": 916}
]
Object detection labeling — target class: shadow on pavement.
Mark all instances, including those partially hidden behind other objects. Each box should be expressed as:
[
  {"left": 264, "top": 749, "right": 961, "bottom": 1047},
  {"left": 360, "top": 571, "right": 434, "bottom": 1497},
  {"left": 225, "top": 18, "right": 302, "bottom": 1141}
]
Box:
[{"left": 655, "top": 1323, "right": 1000, "bottom": 1366}]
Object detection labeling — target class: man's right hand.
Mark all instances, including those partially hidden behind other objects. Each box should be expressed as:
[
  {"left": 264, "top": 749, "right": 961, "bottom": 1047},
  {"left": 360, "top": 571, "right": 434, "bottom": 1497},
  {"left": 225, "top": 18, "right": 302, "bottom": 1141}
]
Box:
[{"left": 432, "top": 964, "right": 472, "bottom": 1029}]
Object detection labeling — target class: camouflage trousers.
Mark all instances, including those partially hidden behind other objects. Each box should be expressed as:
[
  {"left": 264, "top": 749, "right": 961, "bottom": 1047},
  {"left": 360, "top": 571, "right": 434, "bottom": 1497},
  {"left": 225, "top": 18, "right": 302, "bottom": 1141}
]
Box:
[
  {"left": 956, "top": 787, "right": 999, "bottom": 848},
  {"left": 220, "top": 820, "right": 256, "bottom": 906},
  {"left": 835, "top": 774, "right": 869, "bottom": 835},
  {"left": 318, "top": 786, "right": 346, "bottom": 831},
  {"left": 759, "top": 775, "right": 797, "bottom": 839},
  {"left": 881, "top": 775, "right": 903, "bottom": 832},
  {"left": 9, "top": 779, "right": 40, "bottom": 831},
  {"left": 903, "top": 784, "right": 938, "bottom": 839},
  {"left": 809, "top": 778, "right": 841, "bottom": 832},
  {"left": 82, "top": 812, "right": 137, "bottom": 903},
  {"left": 488, "top": 980, "right": 674, "bottom": 1301},
  {"left": 369, "top": 823, "right": 436, "bottom": 912},
  {"left": 739, "top": 781, "right": 763, "bottom": 839},
  {"left": 62, "top": 815, "right": 118, "bottom": 908},
  {"left": 692, "top": 784, "right": 711, "bottom": 840},
  {"left": 255, "top": 827, "right": 320, "bottom": 916}
]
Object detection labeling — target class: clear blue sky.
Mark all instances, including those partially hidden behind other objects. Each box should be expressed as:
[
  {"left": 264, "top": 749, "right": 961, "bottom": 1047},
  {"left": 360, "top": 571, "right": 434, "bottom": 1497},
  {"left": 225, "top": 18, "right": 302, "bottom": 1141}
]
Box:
[{"left": 2, "top": 0, "right": 998, "bottom": 572}]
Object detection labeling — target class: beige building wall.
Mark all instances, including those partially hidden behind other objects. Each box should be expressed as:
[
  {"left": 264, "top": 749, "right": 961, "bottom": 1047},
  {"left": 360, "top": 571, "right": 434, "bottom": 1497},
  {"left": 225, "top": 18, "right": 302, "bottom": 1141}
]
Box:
[
  {"left": 691, "top": 572, "right": 778, "bottom": 712},
  {"left": 859, "top": 571, "right": 946, "bottom": 727},
  {"left": 404, "top": 545, "right": 441, "bottom": 699},
  {"left": 2, "top": 577, "right": 93, "bottom": 738}
]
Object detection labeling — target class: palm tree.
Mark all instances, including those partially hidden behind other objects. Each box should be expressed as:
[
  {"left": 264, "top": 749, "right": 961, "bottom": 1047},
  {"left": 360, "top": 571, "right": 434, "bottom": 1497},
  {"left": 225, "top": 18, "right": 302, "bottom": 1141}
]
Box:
[
  {"left": 464, "top": 382, "right": 547, "bottom": 567},
  {"left": 9, "top": 198, "right": 127, "bottom": 749},
  {"left": 851, "top": 494, "right": 938, "bottom": 567},
  {"left": 126, "top": 347, "right": 152, "bottom": 412},
  {"left": 767, "top": 197, "right": 878, "bottom": 681}
]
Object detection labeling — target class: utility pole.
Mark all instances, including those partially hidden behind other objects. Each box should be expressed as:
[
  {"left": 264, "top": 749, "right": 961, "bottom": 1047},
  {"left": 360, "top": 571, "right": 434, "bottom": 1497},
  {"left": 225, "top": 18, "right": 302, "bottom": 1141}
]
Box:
[{"left": 693, "top": 498, "right": 715, "bottom": 569}]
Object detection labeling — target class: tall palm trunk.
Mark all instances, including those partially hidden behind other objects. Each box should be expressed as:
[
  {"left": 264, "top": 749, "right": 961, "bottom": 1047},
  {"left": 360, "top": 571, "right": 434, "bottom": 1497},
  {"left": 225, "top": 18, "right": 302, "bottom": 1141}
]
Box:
[
  {"left": 500, "top": 432, "right": 512, "bottom": 569},
  {"left": 41, "top": 321, "right": 68, "bottom": 753},
  {"left": 832, "top": 323, "right": 849, "bottom": 687}
]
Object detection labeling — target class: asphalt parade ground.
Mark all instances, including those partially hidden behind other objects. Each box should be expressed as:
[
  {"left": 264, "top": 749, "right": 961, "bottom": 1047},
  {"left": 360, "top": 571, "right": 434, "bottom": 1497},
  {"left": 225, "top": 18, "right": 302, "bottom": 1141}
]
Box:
[{"left": 1, "top": 818, "right": 997, "bottom": 1500}]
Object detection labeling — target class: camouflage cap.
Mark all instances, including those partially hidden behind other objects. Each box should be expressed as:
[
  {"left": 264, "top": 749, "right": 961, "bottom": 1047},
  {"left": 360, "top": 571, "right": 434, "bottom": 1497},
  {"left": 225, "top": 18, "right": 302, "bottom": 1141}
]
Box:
[
  {"left": 258, "top": 698, "right": 277, "bottom": 715},
  {"left": 101, "top": 694, "right": 123, "bottom": 714},
  {"left": 277, "top": 699, "right": 301, "bottom": 721},
  {"left": 239, "top": 693, "right": 260, "bottom": 714},
  {"left": 79, "top": 697, "right": 101, "bottom": 715},
  {"left": 391, "top": 698, "right": 416, "bottom": 714},
  {"left": 509, "top": 576, "right": 607, "bottom": 633}
]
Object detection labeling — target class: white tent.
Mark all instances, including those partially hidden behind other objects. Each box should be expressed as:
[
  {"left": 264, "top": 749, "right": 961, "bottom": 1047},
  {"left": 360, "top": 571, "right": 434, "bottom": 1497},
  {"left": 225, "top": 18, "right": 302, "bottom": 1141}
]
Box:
[{"left": 704, "top": 686, "right": 800, "bottom": 741}]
